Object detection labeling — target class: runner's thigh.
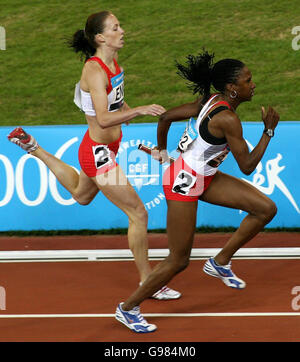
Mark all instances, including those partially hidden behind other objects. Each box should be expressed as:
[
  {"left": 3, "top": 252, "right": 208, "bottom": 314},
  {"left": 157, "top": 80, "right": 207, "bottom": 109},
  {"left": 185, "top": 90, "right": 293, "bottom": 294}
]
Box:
[
  {"left": 74, "top": 170, "right": 99, "bottom": 203},
  {"left": 92, "top": 165, "right": 145, "bottom": 214},
  {"left": 200, "top": 171, "right": 274, "bottom": 214}
]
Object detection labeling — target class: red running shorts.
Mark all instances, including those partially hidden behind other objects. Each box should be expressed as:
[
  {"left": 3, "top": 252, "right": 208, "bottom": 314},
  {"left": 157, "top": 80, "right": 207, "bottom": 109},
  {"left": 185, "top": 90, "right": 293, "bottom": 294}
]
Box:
[
  {"left": 78, "top": 130, "right": 122, "bottom": 177},
  {"left": 163, "top": 155, "right": 215, "bottom": 202}
]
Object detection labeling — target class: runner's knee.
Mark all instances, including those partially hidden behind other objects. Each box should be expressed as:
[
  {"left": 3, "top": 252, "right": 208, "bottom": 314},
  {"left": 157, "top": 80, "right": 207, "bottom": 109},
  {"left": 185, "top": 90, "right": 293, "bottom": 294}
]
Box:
[
  {"left": 265, "top": 199, "right": 277, "bottom": 222},
  {"left": 72, "top": 192, "right": 94, "bottom": 205},
  {"left": 257, "top": 199, "right": 277, "bottom": 223},
  {"left": 129, "top": 203, "right": 148, "bottom": 225},
  {"left": 167, "top": 254, "right": 190, "bottom": 275},
  {"left": 174, "top": 258, "right": 190, "bottom": 274}
]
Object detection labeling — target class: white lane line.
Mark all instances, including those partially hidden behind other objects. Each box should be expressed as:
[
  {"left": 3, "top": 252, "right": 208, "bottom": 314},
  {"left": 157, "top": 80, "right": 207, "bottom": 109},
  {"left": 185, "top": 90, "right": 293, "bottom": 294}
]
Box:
[
  {"left": 1, "top": 247, "right": 300, "bottom": 263},
  {"left": 0, "top": 312, "right": 300, "bottom": 319}
]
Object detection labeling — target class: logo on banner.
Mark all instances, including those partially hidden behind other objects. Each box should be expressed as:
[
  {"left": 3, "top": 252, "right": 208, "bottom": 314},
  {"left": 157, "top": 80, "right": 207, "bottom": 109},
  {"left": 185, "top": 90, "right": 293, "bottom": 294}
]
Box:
[
  {"left": 2, "top": 132, "right": 298, "bottom": 223},
  {"left": 242, "top": 140, "right": 300, "bottom": 214},
  {"left": 0, "top": 137, "right": 79, "bottom": 207},
  {"left": 117, "top": 139, "right": 169, "bottom": 210}
]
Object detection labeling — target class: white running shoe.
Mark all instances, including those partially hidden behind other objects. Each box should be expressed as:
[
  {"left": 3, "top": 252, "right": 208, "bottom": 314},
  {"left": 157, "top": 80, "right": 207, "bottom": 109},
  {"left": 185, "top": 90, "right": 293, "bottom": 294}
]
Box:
[
  {"left": 139, "top": 282, "right": 182, "bottom": 300},
  {"left": 203, "top": 257, "right": 246, "bottom": 289},
  {"left": 7, "top": 127, "right": 39, "bottom": 153},
  {"left": 151, "top": 286, "right": 182, "bottom": 300},
  {"left": 115, "top": 303, "right": 157, "bottom": 333}
]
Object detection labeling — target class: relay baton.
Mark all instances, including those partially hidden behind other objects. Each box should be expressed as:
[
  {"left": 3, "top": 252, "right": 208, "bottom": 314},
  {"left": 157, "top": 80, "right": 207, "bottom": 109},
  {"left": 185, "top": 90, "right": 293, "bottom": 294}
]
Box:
[{"left": 138, "top": 144, "right": 175, "bottom": 164}]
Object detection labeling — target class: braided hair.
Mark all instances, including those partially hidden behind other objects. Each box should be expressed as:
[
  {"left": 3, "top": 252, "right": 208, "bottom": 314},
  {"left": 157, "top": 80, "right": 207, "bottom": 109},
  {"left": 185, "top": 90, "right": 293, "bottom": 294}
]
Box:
[{"left": 176, "top": 49, "right": 245, "bottom": 102}]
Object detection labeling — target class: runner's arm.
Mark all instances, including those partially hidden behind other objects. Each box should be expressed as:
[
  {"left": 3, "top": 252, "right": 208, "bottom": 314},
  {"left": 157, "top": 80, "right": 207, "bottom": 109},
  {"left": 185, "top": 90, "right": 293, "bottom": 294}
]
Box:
[
  {"left": 157, "top": 98, "right": 203, "bottom": 150},
  {"left": 86, "top": 62, "right": 165, "bottom": 128},
  {"left": 221, "top": 112, "right": 272, "bottom": 175}
]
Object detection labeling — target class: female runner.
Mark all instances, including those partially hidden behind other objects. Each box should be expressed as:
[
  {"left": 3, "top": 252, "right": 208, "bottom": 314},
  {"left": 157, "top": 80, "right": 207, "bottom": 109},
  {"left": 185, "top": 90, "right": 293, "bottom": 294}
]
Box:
[
  {"left": 115, "top": 50, "right": 279, "bottom": 333},
  {"left": 8, "top": 11, "right": 180, "bottom": 301}
]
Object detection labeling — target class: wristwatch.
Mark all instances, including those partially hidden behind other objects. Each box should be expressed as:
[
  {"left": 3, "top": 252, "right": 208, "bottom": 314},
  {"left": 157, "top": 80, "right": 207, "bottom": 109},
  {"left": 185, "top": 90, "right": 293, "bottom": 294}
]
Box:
[{"left": 263, "top": 128, "right": 274, "bottom": 137}]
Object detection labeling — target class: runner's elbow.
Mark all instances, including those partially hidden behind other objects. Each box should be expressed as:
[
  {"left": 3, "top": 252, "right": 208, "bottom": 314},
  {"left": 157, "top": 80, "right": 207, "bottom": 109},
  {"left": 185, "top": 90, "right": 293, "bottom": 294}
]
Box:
[
  {"left": 158, "top": 113, "right": 166, "bottom": 123},
  {"left": 96, "top": 117, "right": 110, "bottom": 129},
  {"left": 159, "top": 112, "right": 171, "bottom": 123},
  {"left": 241, "top": 167, "right": 253, "bottom": 175},
  {"left": 238, "top": 158, "right": 257, "bottom": 175},
  {"left": 239, "top": 163, "right": 256, "bottom": 175}
]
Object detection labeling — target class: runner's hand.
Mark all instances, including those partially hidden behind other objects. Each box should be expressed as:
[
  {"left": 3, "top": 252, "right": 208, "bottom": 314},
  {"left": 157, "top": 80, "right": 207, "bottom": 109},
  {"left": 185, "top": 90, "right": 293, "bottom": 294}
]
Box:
[
  {"left": 152, "top": 148, "right": 169, "bottom": 164},
  {"left": 137, "top": 104, "right": 166, "bottom": 117},
  {"left": 261, "top": 106, "right": 280, "bottom": 130}
]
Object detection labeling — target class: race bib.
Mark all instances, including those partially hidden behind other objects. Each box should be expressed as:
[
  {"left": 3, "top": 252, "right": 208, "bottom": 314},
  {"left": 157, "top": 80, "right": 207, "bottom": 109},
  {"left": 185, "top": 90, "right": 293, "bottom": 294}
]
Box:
[
  {"left": 172, "top": 170, "right": 197, "bottom": 195},
  {"left": 92, "top": 144, "right": 113, "bottom": 170},
  {"left": 177, "top": 117, "right": 198, "bottom": 152},
  {"left": 109, "top": 71, "right": 125, "bottom": 111}
]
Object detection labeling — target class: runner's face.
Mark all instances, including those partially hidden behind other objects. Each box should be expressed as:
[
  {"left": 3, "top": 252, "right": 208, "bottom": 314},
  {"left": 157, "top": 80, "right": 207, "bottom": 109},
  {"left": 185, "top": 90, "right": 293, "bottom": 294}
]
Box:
[
  {"left": 101, "top": 14, "right": 125, "bottom": 50},
  {"left": 235, "top": 67, "right": 256, "bottom": 101}
]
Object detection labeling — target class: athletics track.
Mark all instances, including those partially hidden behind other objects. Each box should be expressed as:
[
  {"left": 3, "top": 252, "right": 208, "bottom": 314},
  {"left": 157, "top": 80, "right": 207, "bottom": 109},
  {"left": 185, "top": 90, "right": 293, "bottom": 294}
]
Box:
[{"left": 0, "top": 232, "right": 299, "bottom": 342}]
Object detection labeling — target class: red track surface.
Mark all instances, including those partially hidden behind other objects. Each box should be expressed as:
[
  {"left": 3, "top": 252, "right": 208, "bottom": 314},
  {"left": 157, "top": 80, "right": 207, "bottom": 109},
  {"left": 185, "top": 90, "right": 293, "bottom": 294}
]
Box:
[{"left": 0, "top": 232, "right": 299, "bottom": 342}]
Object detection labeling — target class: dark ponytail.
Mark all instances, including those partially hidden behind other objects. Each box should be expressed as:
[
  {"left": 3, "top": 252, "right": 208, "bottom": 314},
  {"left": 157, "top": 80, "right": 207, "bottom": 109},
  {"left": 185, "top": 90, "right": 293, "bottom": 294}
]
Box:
[
  {"left": 176, "top": 49, "right": 245, "bottom": 102},
  {"left": 68, "top": 11, "right": 112, "bottom": 61},
  {"left": 69, "top": 29, "right": 96, "bottom": 61},
  {"left": 175, "top": 50, "right": 215, "bottom": 102}
]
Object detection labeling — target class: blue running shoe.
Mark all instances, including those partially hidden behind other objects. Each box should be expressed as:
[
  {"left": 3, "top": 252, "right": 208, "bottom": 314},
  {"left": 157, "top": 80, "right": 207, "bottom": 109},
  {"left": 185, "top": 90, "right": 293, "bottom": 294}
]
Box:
[
  {"left": 115, "top": 303, "right": 157, "bottom": 333},
  {"left": 203, "top": 257, "right": 246, "bottom": 289}
]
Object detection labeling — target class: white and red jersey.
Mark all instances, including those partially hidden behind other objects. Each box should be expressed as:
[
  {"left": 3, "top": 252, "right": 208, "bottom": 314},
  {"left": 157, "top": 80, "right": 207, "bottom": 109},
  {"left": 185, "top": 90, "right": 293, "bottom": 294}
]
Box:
[
  {"left": 181, "top": 94, "right": 231, "bottom": 176},
  {"left": 74, "top": 57, "right": 124, "bottom": 116}
]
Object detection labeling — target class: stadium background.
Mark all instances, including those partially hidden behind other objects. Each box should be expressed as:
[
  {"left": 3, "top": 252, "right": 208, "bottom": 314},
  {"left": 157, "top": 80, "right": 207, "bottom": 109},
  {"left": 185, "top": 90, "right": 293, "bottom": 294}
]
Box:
[
  {"left": 0, "top": 0, "right": 299, "bottom": 343},
  {"left": 1, "top": 0, "right": 299, "bottom": 125},
  {"left": 0, "top": 0, "right": 299, "bottom": 233}
]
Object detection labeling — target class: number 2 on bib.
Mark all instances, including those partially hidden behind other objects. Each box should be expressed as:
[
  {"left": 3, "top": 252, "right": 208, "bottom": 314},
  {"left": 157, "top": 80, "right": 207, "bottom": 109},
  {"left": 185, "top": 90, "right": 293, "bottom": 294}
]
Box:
[
  {"left": 92, "top": 145, "right": 112, "bottom": 169},
  {"left": 172, "top": 170, "right": 196, "bottom": 195}
]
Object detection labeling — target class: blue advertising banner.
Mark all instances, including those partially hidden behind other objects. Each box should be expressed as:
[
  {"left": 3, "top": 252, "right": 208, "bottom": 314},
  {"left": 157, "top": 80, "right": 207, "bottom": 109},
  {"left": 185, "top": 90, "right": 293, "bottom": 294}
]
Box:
[{"left": 0, "top": 122, "right": 299, "bottom": 231}]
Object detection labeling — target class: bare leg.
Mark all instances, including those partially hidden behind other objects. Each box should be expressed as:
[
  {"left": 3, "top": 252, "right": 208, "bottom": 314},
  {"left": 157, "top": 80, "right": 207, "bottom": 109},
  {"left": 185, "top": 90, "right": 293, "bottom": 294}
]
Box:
[
  {"left": 31, "top": 146, "right": 99, "bottom": 204},
  {"left": 32, "top": 146, "right": 152, "bottom": 282},
  {"left": 94, "top": 165, "right": 152, "bottom": 282},
  {"left": 200, "top": 171, "right": 277, "bottom": 265},
  {"left": 122, "top": 199, "right": 198, "bottom": 310},
  {"left": 31, "top": 144, "right": 152, "bottom": 282}
]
